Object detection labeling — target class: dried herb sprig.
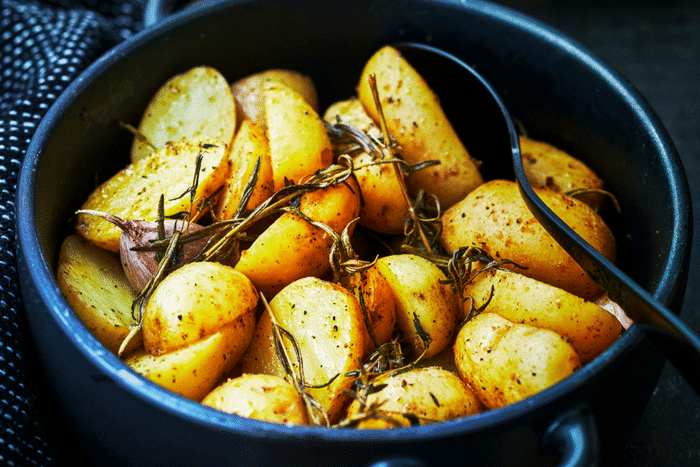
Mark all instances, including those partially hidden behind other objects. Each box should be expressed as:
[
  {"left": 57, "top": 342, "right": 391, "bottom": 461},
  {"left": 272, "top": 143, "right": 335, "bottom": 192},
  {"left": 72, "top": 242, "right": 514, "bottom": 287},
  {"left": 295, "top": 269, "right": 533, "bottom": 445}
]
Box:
[{"left": 566, "top": 187, "right": 621, "bottom": 213}]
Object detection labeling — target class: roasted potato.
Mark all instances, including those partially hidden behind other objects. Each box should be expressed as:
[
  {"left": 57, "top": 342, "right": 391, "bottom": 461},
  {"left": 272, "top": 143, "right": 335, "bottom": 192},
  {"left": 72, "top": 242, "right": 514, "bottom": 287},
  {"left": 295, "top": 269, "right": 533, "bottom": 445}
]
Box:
[
  {"left": 56, "top": 234, "right": 141, "bottom": 355},
  {"left": 202, "top": 373, "right": 309, "bottom": 425},
  {"left": 130, "top": 66, "right": 236, "bottom": 162},
  {"left": 77, "top": 136, "right": 229, "bottom": 252},
  {"left": 463, "top": 268, "right": 622, "bottom": 362},
  {"left": 441, "top": 179, "right": 616, "bottom": 299},
  {"left": 240, "top": 277, "right": 365, "bottom": 424},
  {"left": 232, "top": 68, "right": 319, "bottom": 131},
  {"left": 357, "top": 45, "right": 483, "bottom": 208},
  {"left": 454, "top": 312, "right": 581, "bottom": 409},
  {"left": 346, "top": 366, "right": 483, "bottom": 427},
  {"left": 375, "top": 254, "right": 460, "bottom": 359}
]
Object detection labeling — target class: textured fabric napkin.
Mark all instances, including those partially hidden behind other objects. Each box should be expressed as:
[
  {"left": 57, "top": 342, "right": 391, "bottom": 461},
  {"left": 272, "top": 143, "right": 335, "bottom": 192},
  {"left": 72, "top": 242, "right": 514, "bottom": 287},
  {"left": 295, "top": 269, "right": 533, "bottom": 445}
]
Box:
[{"left": 0, "top": 1, "right": 145, "bottom": 464}]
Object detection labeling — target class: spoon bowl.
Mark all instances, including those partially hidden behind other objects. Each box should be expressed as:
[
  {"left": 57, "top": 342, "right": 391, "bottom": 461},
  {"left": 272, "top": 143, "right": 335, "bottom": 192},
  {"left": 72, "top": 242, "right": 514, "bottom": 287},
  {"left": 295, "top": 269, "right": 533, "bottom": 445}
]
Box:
[{"left": 396, "top": 42, "right": 700, "bottom": 395}]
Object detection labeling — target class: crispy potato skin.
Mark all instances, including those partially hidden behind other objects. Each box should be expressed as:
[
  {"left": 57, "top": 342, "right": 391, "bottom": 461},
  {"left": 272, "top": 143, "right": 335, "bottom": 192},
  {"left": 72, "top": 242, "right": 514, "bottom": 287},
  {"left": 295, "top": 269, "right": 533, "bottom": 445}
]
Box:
[
  {"left": 202, "top": 374, "right": 309, "bottom": 425},
  {"left": 464, "top": 268, "right": 622, "bottom": 362},
  {"left": 520, "top": 136, "right": 605, "bottom": 211},
  {"left": 441, "top": 179, "right": 616, "bottom": 299},
  {"left": 357, "top": 46, "right": 483, "bottom": 208},
  {"left": 131, "top": 66, "right": 236, "bottom": 162},
  {"left": 454, "top": 313, "right": 581, "bottom": 409},
  {"left": 142, "top": 262, "right": 259, "bottom": 355},
  {"left": 56, "top": 234, "right": 141, "bottom": 354},
  {"left": 346, "top": 366, "right": 483, "bottom": 427}
]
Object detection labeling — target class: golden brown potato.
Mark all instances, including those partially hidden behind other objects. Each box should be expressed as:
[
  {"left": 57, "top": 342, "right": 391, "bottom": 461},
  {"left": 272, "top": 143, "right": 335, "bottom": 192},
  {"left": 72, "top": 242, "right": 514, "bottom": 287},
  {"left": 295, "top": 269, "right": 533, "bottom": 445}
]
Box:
[
  {"left": 265, "top": 82, "right": 333, "bottom": 191},
  {"left": 77, "top": 136, "right": 229, "bottom": 252},
  {"left": 454, "top": 313, "right": 581, "bottom": 409},
  {"left": 357, "top": 45, "right": 483, "bottom": 208},
  {"left": 323, "top": 98, "right": 409, "bottom": 235},
  {"left": 202, "top": 374, "right": 309, "bottom": 425},
  {"left": 520, "top": 136, "right": 605, "bottom": 211},
  {"left": 142, "top": 261, "right": 259, "bottom": 355},
  {"left": 375, "top": 254, "right": 460, "bottom": 359},
  {"left": 56, "top": 234, "right": 141, "bottom": 355},
  {"left": 339, "top": 265, "right": 397, "bottom": 359},
  {"left": 124, "top": 315, "right": 254, "bottom": 401},
  {"left": 240, "top": 277, "right": 365, "bottom": 424},
  {"left": 232, "top": 69, "right": 319, "bottom": 131},
  {"left": 440, "top": 179, "right": 616, "bottom": 299},
  {"left": 131, "top": 66, "right": 236, "bottom": 162},
  {"left": 215, "top": 120, "right": 274, "bottom": 220},
  {"left": 235, "top": 177, "right": 361, "bottom": 297},
  {"left": 346, "top": 366, "right": 483, "bottom": 427},
  {"left": 463, "top": 268, "right": 622, "bottom": 362}
]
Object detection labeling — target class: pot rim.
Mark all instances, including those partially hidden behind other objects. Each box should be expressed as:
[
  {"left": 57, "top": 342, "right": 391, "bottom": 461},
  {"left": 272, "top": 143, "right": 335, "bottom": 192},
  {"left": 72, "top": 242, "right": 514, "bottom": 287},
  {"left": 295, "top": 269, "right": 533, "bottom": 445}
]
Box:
[{"left": 17, "top": 0, "right": 690, "bottom": 444}]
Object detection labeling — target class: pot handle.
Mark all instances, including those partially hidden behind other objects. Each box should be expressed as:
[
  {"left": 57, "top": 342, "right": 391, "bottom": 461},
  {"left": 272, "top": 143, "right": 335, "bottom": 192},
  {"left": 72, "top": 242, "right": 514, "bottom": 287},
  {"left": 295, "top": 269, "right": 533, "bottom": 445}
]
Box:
[{"left": 543, "top": 405, "right": 600, "bottom": 467}]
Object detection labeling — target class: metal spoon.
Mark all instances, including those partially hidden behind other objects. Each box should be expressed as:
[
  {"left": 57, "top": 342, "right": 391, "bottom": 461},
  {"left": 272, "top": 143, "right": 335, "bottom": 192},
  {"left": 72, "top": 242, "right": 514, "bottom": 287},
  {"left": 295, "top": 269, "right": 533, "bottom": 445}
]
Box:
[{"left": 393, "top": 42, "right": 700, "bottom": 395}]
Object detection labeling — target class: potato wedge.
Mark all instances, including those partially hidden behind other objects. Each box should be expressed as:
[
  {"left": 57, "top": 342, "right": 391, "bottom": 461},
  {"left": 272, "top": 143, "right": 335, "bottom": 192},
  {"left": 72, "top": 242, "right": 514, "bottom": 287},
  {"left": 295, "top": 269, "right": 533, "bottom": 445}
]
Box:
[
  {"left": 215, "top": 120, "right": 274, "bottom": 220},
  {"left": 131, "top": 66, "right": 236, "bottom": 162},
  {"left": 324, "top": 98, "right": 409, "bottom": 235},
  {"left": 235, "top": 177, "right": 360, "bottom": 297},
  {"left": 142, "top": 261, "right": 259, "bottom": 355},
  {"left": 265, "top": 82, "right": 333, "bottom": 191},
  {"left": 124, "top": 314, "right": 254, "bottom": 401},
  {"left": 232, "top": 69, "right": 319, "bottom": 131},
  {"left": 464, "top": 268, "right": 622, "bottom": 362},
  {"left": 454, "top": 313, "right": 581, "bottom": 409},
  {"left": 240, "top": 277, "right": 365, "bottom": 424},
  {"left": 520, "top": 136, "right": 605, "bottom": 211},
  {"left": 357, "top": 45, "right": 483, "bottom": 208},
  {"left": 375, "top": 254, "right": 460, "bottom": 359},
  {"left": 346, "top": 366, "right": 483, "bottom": 427},
  {"left": 56, "top": 234, "right": 141, "bottom": 355},
  {"left": 440, "top": 179, "right": 616, "bottom": 299},
  {"left": 77, "top": 136, "right": 229, "bottom": 252},
  {"left": 202, "top": 373, "right": 309, "bottom": 425}
]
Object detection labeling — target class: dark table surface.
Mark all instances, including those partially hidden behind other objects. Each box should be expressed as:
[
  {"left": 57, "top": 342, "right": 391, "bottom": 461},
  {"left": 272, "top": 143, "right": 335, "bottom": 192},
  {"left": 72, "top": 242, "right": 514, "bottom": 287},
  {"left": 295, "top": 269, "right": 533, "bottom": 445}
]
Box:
[{"left": 491, "top": 1, "right": 700, "bottom": 465}]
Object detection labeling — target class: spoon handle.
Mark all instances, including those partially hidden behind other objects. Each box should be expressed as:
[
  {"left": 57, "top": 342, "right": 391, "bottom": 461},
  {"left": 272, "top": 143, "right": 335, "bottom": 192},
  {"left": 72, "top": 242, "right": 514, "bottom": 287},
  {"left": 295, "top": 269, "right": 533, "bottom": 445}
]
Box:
[{"left": 513, "top": 156, "right": 700, "bottom": 396}]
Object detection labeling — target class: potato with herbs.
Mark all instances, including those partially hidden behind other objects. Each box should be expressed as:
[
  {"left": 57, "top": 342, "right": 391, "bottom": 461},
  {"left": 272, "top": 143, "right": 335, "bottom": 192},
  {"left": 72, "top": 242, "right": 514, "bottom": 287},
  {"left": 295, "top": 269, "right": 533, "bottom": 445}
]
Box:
[
  {"left": 357, "top": 45, "right": 483, "bottom": 208},
  {"left": 76, "top": 136, "right": 229, "bottom": 253},
  {"left": 123, "top": 316, "right": 254, "bottom": 401},
  {"left": 441, "top": 179, "right": 616, "bottom": 299},
  {"left": 202, "top": 374, "right": 309, "bottom": 425},
  {"left": 215, "top": 119, "right": 274, "bottom": 220},
  {"left": 56, "top": 234, "right": 141, "bottom": 355},
  {"left": 235, "top": 176, "right": 361, "bottom": 297},
  {"left": 454, "top": 312, "right": 581, "bottom": 410},
  {"left": 130, "top": 66, "right": 236, "bottom": 162},
  {"left": 232, "top": 69, "right": 319, "bottom": 131},
  {"left": 323, "top": 98, "right": 408, "bottom": 235},
  {"left": 346, "top": 366, "right": 483, "bottom": 428},
  {"left": 463, "top": 268, "right": 622, "bottom": 362},
  {"left": 265, "top": 81, "right": 333, "bottom": 191},
  {"left": 375, "top": 254, "right": 460, "bottom": 359},
  {"left": 141, "top": 261, "right": 258, "bottom": 355},
  {"left": 240, "top": 277, "right": 365, "bottom": 424},
  {"left": 520, "top": 136, "right": 605, "bottom": 211}
]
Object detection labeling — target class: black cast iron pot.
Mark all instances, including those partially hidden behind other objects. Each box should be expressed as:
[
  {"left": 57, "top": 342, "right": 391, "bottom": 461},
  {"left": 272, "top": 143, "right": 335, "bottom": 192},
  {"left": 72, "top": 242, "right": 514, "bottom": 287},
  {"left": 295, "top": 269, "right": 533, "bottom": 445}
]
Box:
[{"left": 16, "top": 0, "right": 692, "bottom": 466}]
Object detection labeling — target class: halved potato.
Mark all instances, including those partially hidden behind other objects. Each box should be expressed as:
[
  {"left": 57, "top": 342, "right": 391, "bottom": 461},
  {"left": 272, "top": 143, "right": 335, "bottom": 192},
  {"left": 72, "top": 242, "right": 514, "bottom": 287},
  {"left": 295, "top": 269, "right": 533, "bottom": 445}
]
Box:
[
  {"left": 131, "top": 66, "right": 236, "bottom": 162},
  {"left": 375, "top": 254, "right": 460, "bottom": 359},
  {"left": 124, "top": 314, "right": 254, "bottom": 401},
  {"left": 56, "top": 234, "right": 141, "bottom": 355},
  {"left": 76, "top": 136, "right": 229, "bottom": 252},
  {"left": 239, "top": 277, "right": 365, "bottom": 424}
]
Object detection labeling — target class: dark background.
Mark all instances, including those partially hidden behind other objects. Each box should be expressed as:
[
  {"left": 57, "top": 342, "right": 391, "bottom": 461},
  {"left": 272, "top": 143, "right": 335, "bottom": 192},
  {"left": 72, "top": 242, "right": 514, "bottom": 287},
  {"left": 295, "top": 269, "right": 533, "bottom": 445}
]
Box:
[{"left": 491, "top": 1, "right": 700, "bottom": 465}]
